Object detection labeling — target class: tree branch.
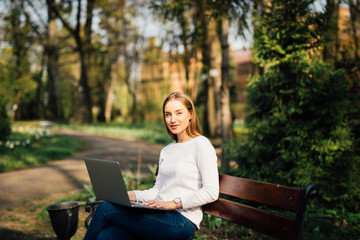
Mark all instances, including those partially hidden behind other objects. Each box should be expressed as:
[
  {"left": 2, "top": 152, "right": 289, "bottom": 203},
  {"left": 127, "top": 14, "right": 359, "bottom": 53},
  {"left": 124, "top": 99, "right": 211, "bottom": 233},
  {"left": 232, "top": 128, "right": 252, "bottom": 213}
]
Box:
[{"left": 46, "top": 0, "right": 77, "bottom": 38}]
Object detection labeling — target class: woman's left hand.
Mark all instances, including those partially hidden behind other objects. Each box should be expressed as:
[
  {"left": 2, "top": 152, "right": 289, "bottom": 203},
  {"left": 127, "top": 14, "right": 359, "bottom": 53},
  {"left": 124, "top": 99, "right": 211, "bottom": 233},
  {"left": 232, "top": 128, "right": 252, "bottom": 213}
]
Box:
[{"left": 144, "top": 200, "right": 177, "bottom": 210}]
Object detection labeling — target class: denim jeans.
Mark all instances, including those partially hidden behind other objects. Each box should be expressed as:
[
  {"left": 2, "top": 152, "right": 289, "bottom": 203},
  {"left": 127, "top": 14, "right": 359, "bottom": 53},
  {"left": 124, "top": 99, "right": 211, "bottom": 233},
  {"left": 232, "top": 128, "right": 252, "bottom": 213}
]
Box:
[{"left": 84, "top": 201, "right": 196, "bottom": 240}]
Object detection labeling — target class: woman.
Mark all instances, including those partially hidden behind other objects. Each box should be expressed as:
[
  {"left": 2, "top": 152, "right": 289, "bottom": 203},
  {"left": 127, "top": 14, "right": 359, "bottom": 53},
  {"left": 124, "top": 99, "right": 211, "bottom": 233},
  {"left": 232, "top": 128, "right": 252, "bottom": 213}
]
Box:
[{"left": 84, "top": 92, "right": 219, "bottom": 240}]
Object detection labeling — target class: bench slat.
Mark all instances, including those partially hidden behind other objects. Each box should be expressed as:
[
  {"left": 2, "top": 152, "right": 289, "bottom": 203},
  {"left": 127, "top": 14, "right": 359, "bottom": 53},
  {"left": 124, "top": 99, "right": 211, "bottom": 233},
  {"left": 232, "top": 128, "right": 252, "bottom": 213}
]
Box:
[
  {"left": 203, "top": 198, "right": 299, "bottom": 240},
  {"left": 218, "top": 174, "right": 304, "bottom": 212}
]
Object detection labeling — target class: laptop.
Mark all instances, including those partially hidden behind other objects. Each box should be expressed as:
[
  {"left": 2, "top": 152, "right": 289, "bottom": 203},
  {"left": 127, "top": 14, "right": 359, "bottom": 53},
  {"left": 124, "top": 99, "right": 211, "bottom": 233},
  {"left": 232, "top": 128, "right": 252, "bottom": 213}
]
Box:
[{"left": 84, "top": 157, "right": 166, "bottom": 210}]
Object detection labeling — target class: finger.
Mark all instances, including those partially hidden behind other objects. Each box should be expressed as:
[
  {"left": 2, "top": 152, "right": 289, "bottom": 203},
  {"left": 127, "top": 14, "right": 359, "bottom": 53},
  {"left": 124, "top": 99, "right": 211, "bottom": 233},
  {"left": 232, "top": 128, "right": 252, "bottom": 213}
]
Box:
[{"left": 144, "top": 201, "right": 153, "bottom": 205}]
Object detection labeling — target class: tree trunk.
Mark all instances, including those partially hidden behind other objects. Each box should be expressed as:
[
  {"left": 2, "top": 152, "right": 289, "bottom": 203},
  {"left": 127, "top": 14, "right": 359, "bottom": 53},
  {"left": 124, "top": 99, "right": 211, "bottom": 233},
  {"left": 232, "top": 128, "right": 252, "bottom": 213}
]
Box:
[
  {"left": 47, "top": 0, "right": 94, "bottom": 123},
  {"left": 206, "top": 17, "right": 222, "bottom": 137},
  {"left": 130, "top": 91, "right": 137, "bottom": 123},
  {"left": 349, "top": 0, "right": 360, "bottom": 63},
  {"left": 125, "top": 63, "right": 138, "bottom": 123},
  {"left": 251, "top": 0, "right": 266, "bottom": 77},
  {"left": 78, "top": 0, "right": 94, "bottom": 123},
  {"left": 72, "top": 0, "right": 94, "bottom": 123},
  {"left": 179, "top": 10, "right": 191, "bottom": 95},
  {"left": 220, "top": 15, "right": 233, "bottom": 172},
  {"left": 105, "top": 61, "right": 117, "bottom": 123},
  {"left": 323, "top": 0, "right": 340, "bottom": 63},
  {"left": 195, "top": 0, "right": 221, "bottom": 137},
  {"left": 35, "top": 53, "right": 45, "bottom": 119},
  {"left": 77, "top": 49, "right": 92, "bottom": 123},
  {"left": 46, "top": 2, "right": 63, "bottom": 120}
]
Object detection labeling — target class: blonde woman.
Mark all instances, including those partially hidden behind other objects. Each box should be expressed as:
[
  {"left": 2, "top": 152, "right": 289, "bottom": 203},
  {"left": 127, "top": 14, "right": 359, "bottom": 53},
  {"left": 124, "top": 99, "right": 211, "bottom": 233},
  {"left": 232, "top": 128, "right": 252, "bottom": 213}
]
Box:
[{"left": 84, "top": 92, "right": 219, "bottom": 240}]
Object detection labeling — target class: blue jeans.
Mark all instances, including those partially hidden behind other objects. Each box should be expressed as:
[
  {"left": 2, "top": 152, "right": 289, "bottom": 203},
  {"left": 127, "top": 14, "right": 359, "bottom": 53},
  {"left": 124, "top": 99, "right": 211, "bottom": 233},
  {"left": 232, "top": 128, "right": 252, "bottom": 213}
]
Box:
[{"left": 84, "top": 201, "right": 196, "bottom": 240}]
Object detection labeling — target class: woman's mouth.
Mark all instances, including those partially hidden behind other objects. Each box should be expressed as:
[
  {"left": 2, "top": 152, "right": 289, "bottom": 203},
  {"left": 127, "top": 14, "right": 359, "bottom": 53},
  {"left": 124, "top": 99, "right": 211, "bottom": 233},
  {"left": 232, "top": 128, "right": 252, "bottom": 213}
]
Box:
[{"left": 170, "top": 125, "right": 179, "bottom": 129}]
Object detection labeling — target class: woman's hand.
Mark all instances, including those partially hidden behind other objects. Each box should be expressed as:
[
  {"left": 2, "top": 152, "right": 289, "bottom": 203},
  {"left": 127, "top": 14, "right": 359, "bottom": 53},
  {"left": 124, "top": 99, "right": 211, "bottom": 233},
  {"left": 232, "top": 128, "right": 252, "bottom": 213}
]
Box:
[
  {"left": 144, "top": 200, "right": 178, "bottom": 210},
  {"left": 128, "top": 191, "right": 136, "bottom": 202}
]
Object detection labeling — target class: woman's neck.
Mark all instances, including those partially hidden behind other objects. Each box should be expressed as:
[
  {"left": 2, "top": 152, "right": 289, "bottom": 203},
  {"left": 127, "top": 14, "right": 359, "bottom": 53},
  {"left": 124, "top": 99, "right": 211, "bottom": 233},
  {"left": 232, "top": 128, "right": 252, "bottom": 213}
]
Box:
[{"left": 176, "top": 134, "right": 192, "bottom": 143}]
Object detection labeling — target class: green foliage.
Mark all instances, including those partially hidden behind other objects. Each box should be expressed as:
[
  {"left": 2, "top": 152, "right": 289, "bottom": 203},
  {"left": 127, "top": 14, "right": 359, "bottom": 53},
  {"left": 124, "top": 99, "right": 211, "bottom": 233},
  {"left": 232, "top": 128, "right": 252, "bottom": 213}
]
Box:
[
  {"left": 83, "top": 184, "right": 96, "bottom": 202},
  {"left": 196, "top": 214, "right": 245, "bottom": 239},
  {"left": 253, "top": 0, "right": 325, "bottom": 64},
  {"left": 0, "top": 49, "right": 13, "bottom": 142},
  {"left": 205, "top": 214, "right": 223, "bottom": 231},
  {"left": 1, "top": 2, "right": 37, "bottom": 121},
  {"left": 56, "top": 121, "right": 172, "bottom": 145},
  {"left": 235, "top": 0, "right": 360, "bottom": 213},
  {"left": 304, "top": 208, "right": 360, "bottom": 240},
  {"left": 0, "top": 104, "right": 11, "bottom": 142},
  {"left": 0, "top": 131, "right": 84, "bottom": 173}
]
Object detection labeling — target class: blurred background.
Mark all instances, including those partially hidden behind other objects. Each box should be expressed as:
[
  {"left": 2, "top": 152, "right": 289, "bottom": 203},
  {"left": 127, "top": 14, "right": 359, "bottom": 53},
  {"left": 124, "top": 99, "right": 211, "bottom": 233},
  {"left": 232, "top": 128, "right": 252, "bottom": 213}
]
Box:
[{"left": 0, "top": 0, "right": 359, "bottom": 238}]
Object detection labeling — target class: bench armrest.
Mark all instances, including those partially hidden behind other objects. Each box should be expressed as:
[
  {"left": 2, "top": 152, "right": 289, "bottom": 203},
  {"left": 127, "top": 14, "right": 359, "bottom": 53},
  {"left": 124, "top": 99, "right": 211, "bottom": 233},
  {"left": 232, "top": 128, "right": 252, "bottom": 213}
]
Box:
[{"left": 85, "top": 200, "right": 105, "bottom": 228}]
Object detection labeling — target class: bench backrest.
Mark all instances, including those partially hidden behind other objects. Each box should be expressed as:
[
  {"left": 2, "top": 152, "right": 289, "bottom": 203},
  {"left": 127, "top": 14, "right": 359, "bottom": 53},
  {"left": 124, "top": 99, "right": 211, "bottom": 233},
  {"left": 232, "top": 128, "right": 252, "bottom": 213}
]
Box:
[{"left": 203, "top": 174, "right": 318, "bottom": 240}]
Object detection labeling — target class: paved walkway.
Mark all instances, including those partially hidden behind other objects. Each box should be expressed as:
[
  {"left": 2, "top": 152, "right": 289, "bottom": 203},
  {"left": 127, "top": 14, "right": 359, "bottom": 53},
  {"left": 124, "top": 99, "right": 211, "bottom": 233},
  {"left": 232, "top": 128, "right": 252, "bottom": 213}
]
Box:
[{"left": 0, "top": 129, "right": 164, "bottom": 210}]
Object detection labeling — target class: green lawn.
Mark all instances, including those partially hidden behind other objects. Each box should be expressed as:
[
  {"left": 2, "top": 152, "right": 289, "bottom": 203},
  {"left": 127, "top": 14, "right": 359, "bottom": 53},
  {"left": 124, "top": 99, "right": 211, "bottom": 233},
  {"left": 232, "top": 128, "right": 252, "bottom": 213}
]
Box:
[
  {"left": 55, "top": 121, "right": 173, "bottom": 145},
  {"left": 0, "top": 124, "right": 85, "bottom": 173}
]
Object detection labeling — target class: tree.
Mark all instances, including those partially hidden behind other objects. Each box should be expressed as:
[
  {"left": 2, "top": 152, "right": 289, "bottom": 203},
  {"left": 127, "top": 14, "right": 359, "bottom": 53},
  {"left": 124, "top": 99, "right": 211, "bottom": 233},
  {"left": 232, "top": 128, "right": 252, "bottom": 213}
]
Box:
[
  {"left": 0, "top": 66, "right": 12, "bottom": 141},
  {"left": 45, "top": 0, "right": 63, "bottom": 120},
  {"left": 150, "top": 0, "right": 195, "bottom": 96},
  {"left": 95, "top": 0, "right": 128, "bottom": 123},
  {"left": 210, "top": 0, "right": 250, "bottom": 171},
  {"left": 191, "top": 0, "right": 222, "bottom": 137},
  {"left": 95, "top": 0, "right": 144, "bottom": 123},
  {"left": 322, "top": 0, "right": 341, "bottom": 63},
  {"left": 47, "top": 0, "right": 94, "bottom": 123},
  {"left": 4, "top": 0, "right": 62, "bottom": 121},
  {"left": 238, "top": 0, "right": 359, "bottom": 211},
  {"left": 349, "top": 0, "right": 360, "bottom": 63},
  {"left": 3, "top": 0, "right": 38, "bottom": 120}
]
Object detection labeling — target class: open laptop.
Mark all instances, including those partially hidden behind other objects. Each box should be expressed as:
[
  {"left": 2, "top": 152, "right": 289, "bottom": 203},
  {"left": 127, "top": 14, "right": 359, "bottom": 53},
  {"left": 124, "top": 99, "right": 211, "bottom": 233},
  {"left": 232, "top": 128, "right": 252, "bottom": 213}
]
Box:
[{"left": 84, "top": 157, "right": 166, "bottom": 210}]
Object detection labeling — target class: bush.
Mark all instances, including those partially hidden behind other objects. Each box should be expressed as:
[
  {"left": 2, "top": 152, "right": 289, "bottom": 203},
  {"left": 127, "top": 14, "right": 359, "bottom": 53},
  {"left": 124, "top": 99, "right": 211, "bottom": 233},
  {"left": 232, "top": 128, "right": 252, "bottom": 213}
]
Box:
[
  {"left": 233, "top": 0, "right": 360, "bottom": 212},
  {"left": 0, "top": 104, "right": 11, "bottom": 142},
  {"left": 0, "top": 132, "right": 84, "bottom": 173}
]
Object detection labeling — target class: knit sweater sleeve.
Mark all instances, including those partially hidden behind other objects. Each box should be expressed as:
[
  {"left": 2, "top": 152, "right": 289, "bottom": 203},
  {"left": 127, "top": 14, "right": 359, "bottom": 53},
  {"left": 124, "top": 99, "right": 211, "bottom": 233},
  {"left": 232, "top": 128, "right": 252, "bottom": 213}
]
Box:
[{"left": 181, "top": 137, "right": 219, "bottom": 209}]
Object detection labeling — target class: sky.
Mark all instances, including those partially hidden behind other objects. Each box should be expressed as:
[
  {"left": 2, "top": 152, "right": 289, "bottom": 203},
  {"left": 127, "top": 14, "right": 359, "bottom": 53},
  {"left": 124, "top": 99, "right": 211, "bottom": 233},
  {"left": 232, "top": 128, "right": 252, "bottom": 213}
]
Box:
[
  {"left": 133, "top": 5, "right": 253, "bottom": 52},
  {"left": 133, "top": 0, "right": 333, "bottom": 52},
  {"left": 1, "top": 0, "right": 337, "bottom": 53}
]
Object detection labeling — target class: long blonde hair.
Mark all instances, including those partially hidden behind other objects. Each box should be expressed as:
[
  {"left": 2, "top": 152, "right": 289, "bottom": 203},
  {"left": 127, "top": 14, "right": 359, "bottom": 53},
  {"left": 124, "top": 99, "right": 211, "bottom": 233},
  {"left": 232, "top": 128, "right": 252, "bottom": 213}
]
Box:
[{"left": 162, "top": 92, "right": 202, "bottom": 141}]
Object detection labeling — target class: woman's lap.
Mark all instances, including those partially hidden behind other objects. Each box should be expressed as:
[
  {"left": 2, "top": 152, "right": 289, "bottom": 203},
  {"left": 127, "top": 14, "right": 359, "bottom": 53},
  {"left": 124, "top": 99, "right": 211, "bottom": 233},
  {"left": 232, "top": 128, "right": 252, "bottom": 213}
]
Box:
[
  {"left": 97, "top": 226, "right": 135, "bottom": 240},
  {"left": 84, "top": 201, "right": 195, "bottom": 240}
]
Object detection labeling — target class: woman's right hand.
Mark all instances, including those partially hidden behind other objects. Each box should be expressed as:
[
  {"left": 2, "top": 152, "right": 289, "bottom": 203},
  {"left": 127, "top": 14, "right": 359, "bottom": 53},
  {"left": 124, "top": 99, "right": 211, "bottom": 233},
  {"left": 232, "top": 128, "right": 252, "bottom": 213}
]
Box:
[{"left": 128, "top": 191, "right": 136, "bottom": 202}]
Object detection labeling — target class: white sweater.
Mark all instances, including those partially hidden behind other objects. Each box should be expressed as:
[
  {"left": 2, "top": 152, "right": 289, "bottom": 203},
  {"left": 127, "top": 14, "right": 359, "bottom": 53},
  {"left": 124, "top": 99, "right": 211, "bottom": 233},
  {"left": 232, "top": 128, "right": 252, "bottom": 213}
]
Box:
[{"left": 134, "top": 136, "right": 219, "bottom": 229}]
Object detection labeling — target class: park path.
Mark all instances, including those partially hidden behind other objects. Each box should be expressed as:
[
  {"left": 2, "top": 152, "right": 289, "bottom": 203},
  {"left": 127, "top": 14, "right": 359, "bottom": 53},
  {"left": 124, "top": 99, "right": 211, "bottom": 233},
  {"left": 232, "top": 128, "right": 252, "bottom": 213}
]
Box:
[{"left": 0, "top": 129, "right": 164, "bottom": 210}]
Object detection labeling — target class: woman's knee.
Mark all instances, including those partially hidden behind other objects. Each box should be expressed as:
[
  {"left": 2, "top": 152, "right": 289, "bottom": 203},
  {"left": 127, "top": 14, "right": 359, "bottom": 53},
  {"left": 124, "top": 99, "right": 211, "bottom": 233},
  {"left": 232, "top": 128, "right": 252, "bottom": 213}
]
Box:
[
  {"left": 93, "top": 201, "right": 118, "bottom": 217},
  {"left": 97, "top": 226, "right": 135, "bottom": 240},
  {"left": 96, "top": 201, "right": 113, "bottom": 212}
]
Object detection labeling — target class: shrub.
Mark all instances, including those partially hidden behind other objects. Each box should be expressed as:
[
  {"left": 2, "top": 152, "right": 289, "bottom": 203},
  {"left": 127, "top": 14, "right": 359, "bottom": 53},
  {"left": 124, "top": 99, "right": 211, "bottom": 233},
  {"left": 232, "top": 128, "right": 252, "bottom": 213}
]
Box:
[
  {"left": 0, "top": 103, "right": 11, "bottom": 142},
  {"left": 234, "top": 0, "right": 360, "bottom": 212}
]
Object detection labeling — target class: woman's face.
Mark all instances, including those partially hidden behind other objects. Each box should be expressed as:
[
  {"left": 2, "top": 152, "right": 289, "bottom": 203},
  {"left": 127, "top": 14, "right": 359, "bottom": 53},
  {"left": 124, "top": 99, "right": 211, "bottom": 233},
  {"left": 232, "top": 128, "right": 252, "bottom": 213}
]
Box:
[{"left": 164, "top": 100, "right": 192, "bottom": 140}]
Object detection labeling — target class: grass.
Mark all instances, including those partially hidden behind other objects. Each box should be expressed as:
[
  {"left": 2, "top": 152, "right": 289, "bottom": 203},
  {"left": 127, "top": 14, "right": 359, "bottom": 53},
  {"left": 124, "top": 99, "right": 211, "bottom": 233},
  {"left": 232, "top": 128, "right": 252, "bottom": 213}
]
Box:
[
  {"left": 0, "top": 175, "right": 245, "bottom": 240},
  {"left": 0, "top": 123, "right": 85, "bottom": 173},
  {"left": 0, "top": 189, "right": 89, "bottom": 240},
  {"left": 55, "top": 121, "right": 173, "bottom": 145}
]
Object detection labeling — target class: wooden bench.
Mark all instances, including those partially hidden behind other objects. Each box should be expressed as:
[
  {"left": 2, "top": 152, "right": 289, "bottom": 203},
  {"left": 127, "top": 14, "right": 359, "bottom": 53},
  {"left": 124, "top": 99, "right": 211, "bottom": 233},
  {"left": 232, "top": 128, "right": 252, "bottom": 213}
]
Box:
[{"left": 85, "top": 174, "right": 318, "bottom": 239}]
